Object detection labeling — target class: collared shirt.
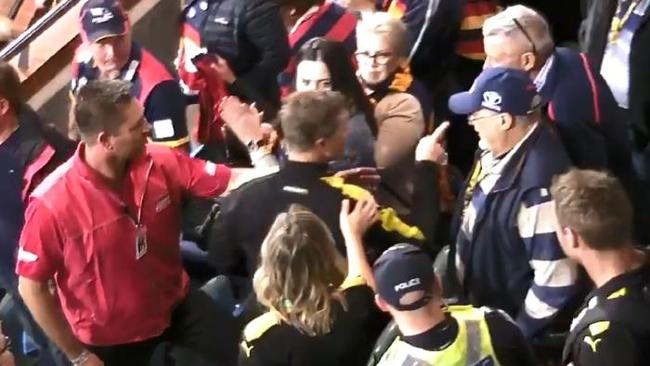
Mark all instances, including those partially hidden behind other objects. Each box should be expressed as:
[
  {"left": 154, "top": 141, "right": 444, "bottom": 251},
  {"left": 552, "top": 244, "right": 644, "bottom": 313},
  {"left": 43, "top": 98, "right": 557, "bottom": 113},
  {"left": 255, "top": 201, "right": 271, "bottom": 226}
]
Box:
[
  {"left": 601, "top": 0, "right": 650, "bottom": 108},
  {"left": 16, "top": 144, "right": 230, "bottom": 345},
  {"left": 533, "top": 54, "right": 555, "bottom": 93}
]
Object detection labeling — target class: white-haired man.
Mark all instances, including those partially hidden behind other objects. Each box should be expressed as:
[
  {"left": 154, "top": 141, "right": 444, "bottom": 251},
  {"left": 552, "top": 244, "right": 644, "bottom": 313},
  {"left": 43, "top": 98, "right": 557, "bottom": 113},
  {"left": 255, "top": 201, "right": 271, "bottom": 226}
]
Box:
[{"left": 482, "top": 5, "right": 635, "bottom": 190}]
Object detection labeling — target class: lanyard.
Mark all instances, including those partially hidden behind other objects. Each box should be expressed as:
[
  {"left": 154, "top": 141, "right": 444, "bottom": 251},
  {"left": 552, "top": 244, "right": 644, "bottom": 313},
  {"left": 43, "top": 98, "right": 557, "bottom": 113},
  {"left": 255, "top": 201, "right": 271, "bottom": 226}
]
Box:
[
  {"left": 610, "top": 0, "right": 641, "bottom": 43},
  {"left": 129, "top": 161, "right": 153, "bottom": 228},
  {"left": 101, "top": 160, "right": 153, "bottom": 228}
]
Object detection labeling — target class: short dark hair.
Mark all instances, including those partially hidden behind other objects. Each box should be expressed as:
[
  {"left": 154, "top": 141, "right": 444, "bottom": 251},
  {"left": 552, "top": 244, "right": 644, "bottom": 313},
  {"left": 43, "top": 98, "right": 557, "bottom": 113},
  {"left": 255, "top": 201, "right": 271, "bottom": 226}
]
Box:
[
  {"left": 296, "top": 38, "right": 377, "bottom": 136},
  {"left": 0, "top": 62, "right": 23, "bottom": 114},
  {"left": 551, "top": 169, "right": 633, "bottom": 249},
  {"left": 73, "top": 80, "right": 134, "bottom": 143},
  {"left": 280, "top": 90, "right": 347, "bottom": 152}
]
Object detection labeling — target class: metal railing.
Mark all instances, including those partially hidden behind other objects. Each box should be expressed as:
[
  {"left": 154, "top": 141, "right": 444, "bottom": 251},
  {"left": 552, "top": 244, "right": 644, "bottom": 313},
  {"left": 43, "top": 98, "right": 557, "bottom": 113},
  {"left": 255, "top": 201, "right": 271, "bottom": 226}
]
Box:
[{"left": 0, "top": 0, "right": 80, "bottom": 61}]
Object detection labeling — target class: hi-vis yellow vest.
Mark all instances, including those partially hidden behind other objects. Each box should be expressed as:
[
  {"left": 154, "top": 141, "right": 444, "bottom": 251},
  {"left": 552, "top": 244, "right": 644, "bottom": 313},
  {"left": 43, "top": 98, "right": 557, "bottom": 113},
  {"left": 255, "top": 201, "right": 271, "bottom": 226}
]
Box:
[{"left": 377, "top": 305, "right": 501, "bottom": 366}]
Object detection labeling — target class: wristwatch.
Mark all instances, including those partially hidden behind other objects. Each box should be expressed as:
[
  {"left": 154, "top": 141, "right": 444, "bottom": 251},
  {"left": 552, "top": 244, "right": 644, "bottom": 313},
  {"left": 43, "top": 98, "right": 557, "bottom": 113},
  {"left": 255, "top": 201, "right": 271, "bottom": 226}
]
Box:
[
  {"left": 246, "top": 138, "right": 265, "bottom": 153},
  {"left": 246, "top": 138, "right": 276, "bottom": 168}
]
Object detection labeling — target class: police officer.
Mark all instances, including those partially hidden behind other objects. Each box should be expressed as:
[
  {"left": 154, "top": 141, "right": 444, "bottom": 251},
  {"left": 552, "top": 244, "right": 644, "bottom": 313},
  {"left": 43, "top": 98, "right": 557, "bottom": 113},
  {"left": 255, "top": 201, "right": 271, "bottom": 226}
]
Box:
[
  {"left": 371, "top": 243, "right": 536, "bottom": 366},
  {"left": 552, "top": 169, "right": 650, "bottom": 366},
  {"left": 71, "top": 0, "right": 189, "bottom": 150}
]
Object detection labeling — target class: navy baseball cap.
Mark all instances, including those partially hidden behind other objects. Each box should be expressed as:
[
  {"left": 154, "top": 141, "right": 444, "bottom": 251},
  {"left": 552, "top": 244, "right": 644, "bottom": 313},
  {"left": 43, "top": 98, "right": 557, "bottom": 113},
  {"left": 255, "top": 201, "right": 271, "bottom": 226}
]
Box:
[
  {"left": 80, "top": 0, "right": 129, "bottom": 43},
  {"left": 448, "top": 67, "right": 539, "bottom": 116},
  {"left": 373, "top": 244, "right": 435, "bottom": 311}
]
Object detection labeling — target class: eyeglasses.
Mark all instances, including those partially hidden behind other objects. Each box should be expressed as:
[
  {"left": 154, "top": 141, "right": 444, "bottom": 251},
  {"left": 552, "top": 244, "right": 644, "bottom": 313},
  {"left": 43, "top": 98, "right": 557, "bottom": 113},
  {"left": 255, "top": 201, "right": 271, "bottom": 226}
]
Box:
[
  {"left": 512, "top": 18, "right": 537, "bottom": 55},
  {"left": 354, "top": 51, "right": 393, "bottom": 65},
  {"left": 468, "top": 114, "right": 499, "bottom": 125}
]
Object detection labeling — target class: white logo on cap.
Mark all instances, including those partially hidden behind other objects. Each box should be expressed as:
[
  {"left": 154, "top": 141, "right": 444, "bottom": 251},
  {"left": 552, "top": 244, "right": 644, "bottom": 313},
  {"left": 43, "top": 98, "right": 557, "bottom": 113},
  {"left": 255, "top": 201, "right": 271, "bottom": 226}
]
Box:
[
  {"left": 89, "top": 7, "right": 114, "bottom": 24},
  {"left": 394, "top": 278, "right": 421, "bottom": 292},
  {"left": 481, "top": 91, "right": 502, "bottom": 111}
]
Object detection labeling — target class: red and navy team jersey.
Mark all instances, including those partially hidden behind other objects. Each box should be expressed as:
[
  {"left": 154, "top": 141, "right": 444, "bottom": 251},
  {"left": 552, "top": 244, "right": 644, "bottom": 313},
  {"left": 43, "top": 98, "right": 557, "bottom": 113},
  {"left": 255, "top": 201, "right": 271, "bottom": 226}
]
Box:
[
  {"left": 456, "top": 0, "right": 499, "bottom": 60},
  {"left": 71, "top": 42, "right": 190, "bottom": 149},
  {"left": 381, "top": 0, "right": 498, "bottom": 61}
]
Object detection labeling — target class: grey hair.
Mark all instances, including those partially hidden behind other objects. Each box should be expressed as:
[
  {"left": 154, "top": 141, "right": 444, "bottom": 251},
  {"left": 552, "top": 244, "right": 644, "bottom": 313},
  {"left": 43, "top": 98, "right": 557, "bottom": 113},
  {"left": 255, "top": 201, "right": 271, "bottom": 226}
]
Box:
[
  {"left": 356, "top": 12, "right": 409, "bottom": 58},
  {"left": 482, "top": 5, "right": 554, "bottom": 59}
]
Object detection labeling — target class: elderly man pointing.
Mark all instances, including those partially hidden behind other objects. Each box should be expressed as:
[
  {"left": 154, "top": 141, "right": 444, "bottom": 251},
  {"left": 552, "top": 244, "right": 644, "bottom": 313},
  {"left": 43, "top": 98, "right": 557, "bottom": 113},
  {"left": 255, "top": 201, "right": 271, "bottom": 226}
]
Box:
[{"left": 447, "top": 67, "right": 579, "bottom": 339}]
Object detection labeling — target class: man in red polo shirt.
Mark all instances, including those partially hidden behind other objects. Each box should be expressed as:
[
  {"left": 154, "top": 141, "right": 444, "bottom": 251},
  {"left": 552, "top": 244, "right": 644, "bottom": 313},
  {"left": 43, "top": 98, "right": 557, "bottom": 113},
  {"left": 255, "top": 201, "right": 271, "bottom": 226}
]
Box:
[{"left": 15, "top": 80, "right": 239, "bottom": 366}]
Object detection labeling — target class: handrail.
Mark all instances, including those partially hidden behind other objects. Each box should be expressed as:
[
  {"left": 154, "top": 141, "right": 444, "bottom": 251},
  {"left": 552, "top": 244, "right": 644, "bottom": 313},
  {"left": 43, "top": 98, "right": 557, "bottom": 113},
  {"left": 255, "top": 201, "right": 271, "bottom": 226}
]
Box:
[{"left": 0, "top": 0, "right": 81, "bottom": 61}]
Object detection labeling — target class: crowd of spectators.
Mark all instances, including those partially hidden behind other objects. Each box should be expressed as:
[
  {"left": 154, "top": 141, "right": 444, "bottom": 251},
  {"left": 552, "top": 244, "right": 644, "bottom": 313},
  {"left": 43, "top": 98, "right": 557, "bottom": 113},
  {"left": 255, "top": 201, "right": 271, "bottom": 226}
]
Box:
[{"left": 0, "top": 0, "right": 649, "bottom": 365}]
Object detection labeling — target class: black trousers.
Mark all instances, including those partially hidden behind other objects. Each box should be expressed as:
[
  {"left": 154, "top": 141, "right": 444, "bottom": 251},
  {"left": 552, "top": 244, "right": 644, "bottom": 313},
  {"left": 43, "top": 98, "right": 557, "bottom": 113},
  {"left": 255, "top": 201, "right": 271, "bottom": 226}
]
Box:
[{"left": 86, "top": 290, "right": 239, "bottom": 366}]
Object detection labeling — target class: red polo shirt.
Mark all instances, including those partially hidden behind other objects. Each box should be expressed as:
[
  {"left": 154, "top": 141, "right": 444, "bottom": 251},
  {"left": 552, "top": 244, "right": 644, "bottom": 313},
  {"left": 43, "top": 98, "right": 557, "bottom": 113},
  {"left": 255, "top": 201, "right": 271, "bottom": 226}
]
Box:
[{"left": 16, "top": 143, "right": 231, "bottom": 346}]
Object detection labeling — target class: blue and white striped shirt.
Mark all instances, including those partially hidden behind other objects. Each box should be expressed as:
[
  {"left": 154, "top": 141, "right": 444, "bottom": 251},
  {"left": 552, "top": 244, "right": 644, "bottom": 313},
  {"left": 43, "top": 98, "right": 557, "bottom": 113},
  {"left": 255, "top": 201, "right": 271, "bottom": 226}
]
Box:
[{"left": 457, "top": 123, "right": 578, "bottom": 337}]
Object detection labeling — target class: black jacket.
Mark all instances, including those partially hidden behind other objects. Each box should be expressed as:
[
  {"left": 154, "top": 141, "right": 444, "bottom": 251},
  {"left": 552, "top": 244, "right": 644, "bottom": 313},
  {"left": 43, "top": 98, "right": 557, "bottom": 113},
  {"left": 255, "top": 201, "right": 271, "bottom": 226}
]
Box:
[
  {"left": 582, "top": 0, "right": 650, "bottom": 141},
  {"left": 0, "top": 106, "right": 74, "bottom": 280},
  {"left": 207, "top": 161, "right": 440, "bottom": 280},
  {"left": 563, "top": 264, "right": 650, "bottom": 366},
  {"left": 192, "top": 0, "right": 290, "bottom": 114}
]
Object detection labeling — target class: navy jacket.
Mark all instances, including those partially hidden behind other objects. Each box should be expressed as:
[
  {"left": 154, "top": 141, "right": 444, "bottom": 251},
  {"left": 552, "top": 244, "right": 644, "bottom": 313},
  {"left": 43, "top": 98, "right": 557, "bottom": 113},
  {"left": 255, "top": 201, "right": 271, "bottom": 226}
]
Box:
[
  {"left": 182, "top": 0, "right": 290, "bottom": 114},
  {"left": 0, "top": 107, "right": 73, "bottom": 284},
  {"left": 539, "top": 47, "right": 635, "bottom": 184},
  {"left": 452, "top": 123, "right": 577, "bottom": 338}
]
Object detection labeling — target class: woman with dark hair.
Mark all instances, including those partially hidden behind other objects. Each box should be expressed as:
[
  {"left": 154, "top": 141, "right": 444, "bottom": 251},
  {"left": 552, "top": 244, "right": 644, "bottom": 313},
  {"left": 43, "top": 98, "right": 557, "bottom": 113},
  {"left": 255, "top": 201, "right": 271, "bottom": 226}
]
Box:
[
  {"left": 276, "top": 0, "right": 358, "bottom": 95},
  {"left": 295, "top": 37, "right": 376, "bottom": 170}
]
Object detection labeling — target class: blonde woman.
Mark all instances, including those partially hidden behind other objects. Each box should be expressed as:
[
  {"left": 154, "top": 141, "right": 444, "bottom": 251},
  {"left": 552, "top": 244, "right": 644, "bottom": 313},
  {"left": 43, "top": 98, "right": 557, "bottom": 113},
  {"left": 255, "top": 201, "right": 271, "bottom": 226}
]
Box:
[
  {"left": 355, "top": 12, "right": 430, "bottom": 214},
  {"left": 239, "top": 197, "right": 387, "bottom": 366}
]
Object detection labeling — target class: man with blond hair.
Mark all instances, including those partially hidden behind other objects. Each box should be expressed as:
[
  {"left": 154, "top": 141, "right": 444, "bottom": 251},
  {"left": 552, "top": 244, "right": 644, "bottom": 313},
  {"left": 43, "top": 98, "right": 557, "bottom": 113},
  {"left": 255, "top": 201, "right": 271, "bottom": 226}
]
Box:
[{"left": 552, "top": 169, "right": 650, "bottom": 366}]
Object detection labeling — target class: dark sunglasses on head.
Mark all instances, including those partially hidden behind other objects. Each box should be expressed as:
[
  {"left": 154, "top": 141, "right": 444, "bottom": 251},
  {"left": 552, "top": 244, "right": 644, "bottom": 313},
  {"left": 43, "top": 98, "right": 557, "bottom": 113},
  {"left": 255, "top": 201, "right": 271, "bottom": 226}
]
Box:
[{"left": 513, "top": 18, "right": 537, "bottom": 55}]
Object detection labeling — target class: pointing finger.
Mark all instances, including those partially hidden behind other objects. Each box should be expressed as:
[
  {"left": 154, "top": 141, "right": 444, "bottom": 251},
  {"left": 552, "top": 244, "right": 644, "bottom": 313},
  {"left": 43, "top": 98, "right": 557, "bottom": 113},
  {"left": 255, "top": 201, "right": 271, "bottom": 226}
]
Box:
[{"left": 430, "top": 121, "right": 451, "bottom": 143}]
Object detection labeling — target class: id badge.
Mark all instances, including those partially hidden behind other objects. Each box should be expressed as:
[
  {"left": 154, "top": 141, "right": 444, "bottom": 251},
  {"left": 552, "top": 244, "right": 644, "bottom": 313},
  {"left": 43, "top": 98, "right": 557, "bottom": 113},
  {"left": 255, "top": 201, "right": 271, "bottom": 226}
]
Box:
[{"left": 135, "top": 225, "right": 148, "bottom": 260}]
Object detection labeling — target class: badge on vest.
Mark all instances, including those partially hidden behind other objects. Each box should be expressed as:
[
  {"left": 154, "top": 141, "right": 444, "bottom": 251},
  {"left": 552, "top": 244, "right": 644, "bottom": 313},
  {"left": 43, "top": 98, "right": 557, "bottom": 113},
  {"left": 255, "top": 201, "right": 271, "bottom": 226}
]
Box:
[{"left": 135, "top": 225, "right": 148, "bottom": 260}]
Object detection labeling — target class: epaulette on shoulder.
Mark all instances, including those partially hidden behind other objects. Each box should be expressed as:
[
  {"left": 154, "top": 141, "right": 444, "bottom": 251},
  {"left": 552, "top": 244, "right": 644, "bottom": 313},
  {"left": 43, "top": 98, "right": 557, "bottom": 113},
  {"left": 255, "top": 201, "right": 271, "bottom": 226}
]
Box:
[{"left": 243, "top": 312, "right": 280, "bottom": 343}]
